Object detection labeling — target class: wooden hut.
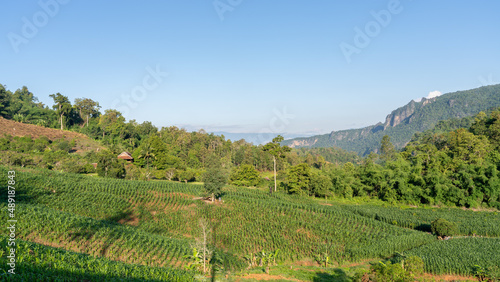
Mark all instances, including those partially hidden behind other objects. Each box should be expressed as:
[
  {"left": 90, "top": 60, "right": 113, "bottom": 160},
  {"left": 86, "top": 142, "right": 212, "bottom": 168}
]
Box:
[{"left": 117, "top": 152, "right": 134, "bottom": 162}]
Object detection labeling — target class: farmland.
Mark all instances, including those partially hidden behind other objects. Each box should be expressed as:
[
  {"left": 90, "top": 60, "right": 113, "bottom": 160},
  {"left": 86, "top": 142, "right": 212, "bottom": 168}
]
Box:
[
  {"left": 1, "top": 165, "right": 500, "bottom": 281},
  {"left": 407, "top": 238, "right": 500, "bottom": 276}
]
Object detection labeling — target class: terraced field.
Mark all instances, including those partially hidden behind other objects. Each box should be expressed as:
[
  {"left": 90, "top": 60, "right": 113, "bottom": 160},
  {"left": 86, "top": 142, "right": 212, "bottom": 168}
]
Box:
[{"left": 1, "top": 166, "right": 500, "bottom": 280}]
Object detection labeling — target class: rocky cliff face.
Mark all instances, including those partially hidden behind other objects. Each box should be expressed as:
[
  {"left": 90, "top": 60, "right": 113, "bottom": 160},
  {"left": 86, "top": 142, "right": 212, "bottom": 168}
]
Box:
[
  {"left": 324, "top": 98, "right": 434, "bottom": 143},
  {"left": 288, "top": 138, "right": 318, "bottom": 148},
  {"left": 381, "top": 97, "right": 438, "bottom": 130},
  {"left": 282, "top": 84, "right": 500, "bottom": 155},
  {"left": 384, "top": 100, "right": 417, "bottom": 129}
]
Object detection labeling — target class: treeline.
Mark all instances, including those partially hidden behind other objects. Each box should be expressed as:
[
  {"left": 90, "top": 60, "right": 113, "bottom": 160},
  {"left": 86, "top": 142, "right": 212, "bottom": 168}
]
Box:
[
  {"left": 4, "top": 83, "right": 500, "bottom": 209},
  {"left": 0, "top": 84, "right": 346, "bottom": 181},
  {"left": 282, "top": 109, "right": 500, "bottom": 209}
]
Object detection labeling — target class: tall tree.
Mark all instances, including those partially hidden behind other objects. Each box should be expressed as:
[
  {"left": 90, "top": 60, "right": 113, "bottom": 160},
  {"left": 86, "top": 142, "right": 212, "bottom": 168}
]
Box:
[
  {"left": 203, "top": 155, "right": 228, "bottom": 201},
  {"left": 285, "top": 163, "right": 312, "bottom": 195},
  {"left": 74, "top": 98, "right": 101, "bottom": 127},
  {"left": 263, "top": 135, "right": 291, "bottom": 192},
  {"left": 49, "top": 93, "right": 71, "bottom": 130},
  {"left": 380, "top": 135, "right": 396, "bottom": 161},
  {"left": 99, "top": 109, "right": 127, "bottom": 143},
  {"left": 0, "top": 85, "right": 11, "bottom": 117}
]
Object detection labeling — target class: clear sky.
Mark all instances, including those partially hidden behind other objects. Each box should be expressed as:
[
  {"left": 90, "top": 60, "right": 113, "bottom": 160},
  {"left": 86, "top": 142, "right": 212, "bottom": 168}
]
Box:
[{"left": 1, "top": 1, "right": 499, "bottom": 135}]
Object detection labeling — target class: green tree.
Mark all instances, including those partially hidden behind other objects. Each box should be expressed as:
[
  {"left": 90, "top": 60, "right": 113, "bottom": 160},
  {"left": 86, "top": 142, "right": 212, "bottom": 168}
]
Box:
[
  {"left": 203, "top": 157, "right": 228, "bottom": 201},
  {"left": 380, "top": 135, "right": 396, "bottom": 161},
  {"left": 99, "top": 109, "right": 128, "bottom": 144},
  {"left": 285, "top": 163, "right": 311, "bottom": 195},
  {"left": 74, "top": 98, "right": 101, "bottom": 127},
  {"left": 262, "top": 135, "right": 291, "bottom": 192},
  {"left": 133, "top": 134, "right": 165, "bottom": 169},
  {"left": 96, "top": 150, "right": 126, "bottom": 178},
  {"left": 229, "top": 164, "right": 260, "bottom": 187},
  {"left": 404, "top": 256, "right": 424, "bottom": 276},
  {"left": 431, "top": 218, "right": 458, "bottom": 238},
  {"left": 49, "top": 93, "right": 72, "bottom": 130},
  {"left": 0, "top": 85, "right": 11, "bottom": 117},
  {"left": 310, "top": 172, "right": 333, "bottom": 198}
]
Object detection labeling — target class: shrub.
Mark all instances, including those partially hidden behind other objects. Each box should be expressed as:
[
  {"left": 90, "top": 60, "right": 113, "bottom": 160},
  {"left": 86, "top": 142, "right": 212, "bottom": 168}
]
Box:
[
  {"left": 177, "top": 169, "right": 196, "bottom": 182},
  {"left": 155, "top": 169, "right": 166, "bottom": 180},
  {"left": 125, "top": 164, "right": 141, "bottom": 180},
  {"left": 369, "top": 261, "right": 413, "bottom": 282},
  {"left": 404, "top": 256, "right": 424, "bottom": 275},
  {"left": 54, "top": 139, "right": 72, "bottom": 153},
  {"left": 61, "top": 158, "right": 87, "bottom": 173},
  {"left": 230, "top": 164, "right": 260, "bottom": 187},
  {"left": 96, "top": 151, "right": 126, "bottom": 179},
  {"left": 431, "top": 218, "right": 458, "bottom": 237}
]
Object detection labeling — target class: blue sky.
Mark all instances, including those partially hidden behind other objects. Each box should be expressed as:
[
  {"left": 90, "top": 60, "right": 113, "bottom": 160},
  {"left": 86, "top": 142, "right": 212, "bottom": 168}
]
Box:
[{"left": 1, "top": 1, "right": 499, "bottom": 135}]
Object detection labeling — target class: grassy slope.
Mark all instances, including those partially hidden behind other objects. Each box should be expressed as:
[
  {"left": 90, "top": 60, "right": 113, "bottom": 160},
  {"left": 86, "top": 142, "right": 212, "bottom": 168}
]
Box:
[
  {"left": 0, "top": 117, "right": 103, "bottom": 153},
  {"left": 1, "top": 166, "right": 499, "bottom": 281}
]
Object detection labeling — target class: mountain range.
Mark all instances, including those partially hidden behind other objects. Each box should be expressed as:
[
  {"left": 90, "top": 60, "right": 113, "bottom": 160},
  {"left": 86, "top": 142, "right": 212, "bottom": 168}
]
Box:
[{"left": 282, "top": 84, "right": 500, "bottom": 155}]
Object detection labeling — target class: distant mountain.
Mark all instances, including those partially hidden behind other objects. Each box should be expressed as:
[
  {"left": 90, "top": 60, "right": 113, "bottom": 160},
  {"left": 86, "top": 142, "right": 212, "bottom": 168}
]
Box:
[
  {"left": 282, "top": 84, "right": 500, "bottom": 155},
  {"left": 211, "top": 132, "right": 319, "bottom": 145}
]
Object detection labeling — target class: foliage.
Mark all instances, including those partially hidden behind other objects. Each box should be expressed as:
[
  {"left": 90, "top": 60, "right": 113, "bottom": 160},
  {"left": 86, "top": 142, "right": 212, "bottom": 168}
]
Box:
[
  {"left": 229, "top": 164, "right": 260, "bottom": 187},
  {"left": 367, "top": 261, "right": 413, "bottom": 282},
  {"left": 263, "top": 135, "right": 291, "bottom": 192},
  {"left": 380, "top": 135, "right": 396, "bottom": 161},
  {"left": 431, "top": 218, "right": 458, "bottom": 237},
  {"left": 285, "top": 163, "right": 312, "bottom": 195},
  {"left": 96, "top": 150, "right": 126, "bottom": 178},
  {"left": 49, "top": 92, "right": 72, "bottom": 130},
  {"left": 203, "top": 159, "right": 228, "bottom": 200},
  {"left": 404, "top": 256, "right": 424, "bottom": 275},
  {"left": 310, "top": 172, "right": 333, "bottom": 198},
  {"left": 473, "top": 265, "right": 500, "bottom": 282}
]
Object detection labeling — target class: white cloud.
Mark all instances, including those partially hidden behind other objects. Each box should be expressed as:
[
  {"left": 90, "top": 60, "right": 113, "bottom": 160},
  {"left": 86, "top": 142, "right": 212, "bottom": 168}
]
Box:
[
  {"left": 414, "top": 90, "right": 442, "bottom": 102},
  {"left": 427, "top": 90, "right": 442, "bottom": 99}
]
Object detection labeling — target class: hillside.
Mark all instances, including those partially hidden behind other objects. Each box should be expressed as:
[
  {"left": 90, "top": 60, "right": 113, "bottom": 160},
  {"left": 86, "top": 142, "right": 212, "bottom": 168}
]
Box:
[
  {"left": 283, "top": 84, "right": 500, "bottom": 155},
  {"left": 2, "top": 166, "right": 499, "bottom": 281},
  {"left": 0, "top": 117, "right": 102, "bottom": 153}
]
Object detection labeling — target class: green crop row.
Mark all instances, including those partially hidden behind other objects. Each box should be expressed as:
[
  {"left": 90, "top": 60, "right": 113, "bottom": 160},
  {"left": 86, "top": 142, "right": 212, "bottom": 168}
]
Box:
[
  {"left": 407, "top": 238, "right": 500, "bottom": 276},
  {"left": 0, "top": 235, "right": 195, "bottom": 281}
]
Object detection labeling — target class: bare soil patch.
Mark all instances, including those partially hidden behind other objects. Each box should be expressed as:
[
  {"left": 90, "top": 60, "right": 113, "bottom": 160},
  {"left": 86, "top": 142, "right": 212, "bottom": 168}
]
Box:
[
  {"left": 237, "top": 273, "right": 303, "bottom": 281},
  {"left": 418, "top": 273, "right": 475, "bottom": 281},
  {"left": 0, "top": 117, "right": 103, "bottom": 153}
]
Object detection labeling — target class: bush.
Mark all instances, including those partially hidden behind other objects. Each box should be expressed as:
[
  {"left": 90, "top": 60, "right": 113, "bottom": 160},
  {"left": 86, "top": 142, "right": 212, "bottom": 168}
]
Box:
[
  {"left": 96, "top": 151, "right": 126, "bottom": 179},
  {"left": 125, "top": 164, "right": 141, "bottom": 180},
  {"left": 61, "top": 158, "right": 87, "bottom": 173},
  {"left": 155, "top": 169, "right": 166, "bottom": 180},
  {"left": 229, "top": 164, "right": 260, "bottom": 187},
  {"left": 53, "top": 139, "right": 72, "bottom": 153},
  {"left": 431, "top": 218, "right": 458, "bottom": 237},
  {"left": 177, "top": 169, "right": 196, "bottom": 182},
  {"left": 368, "top": 261, "right": 413, "bottom": 282},
  {"left": 404, "top": 256, "right": 424, "bottom": 275}
]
